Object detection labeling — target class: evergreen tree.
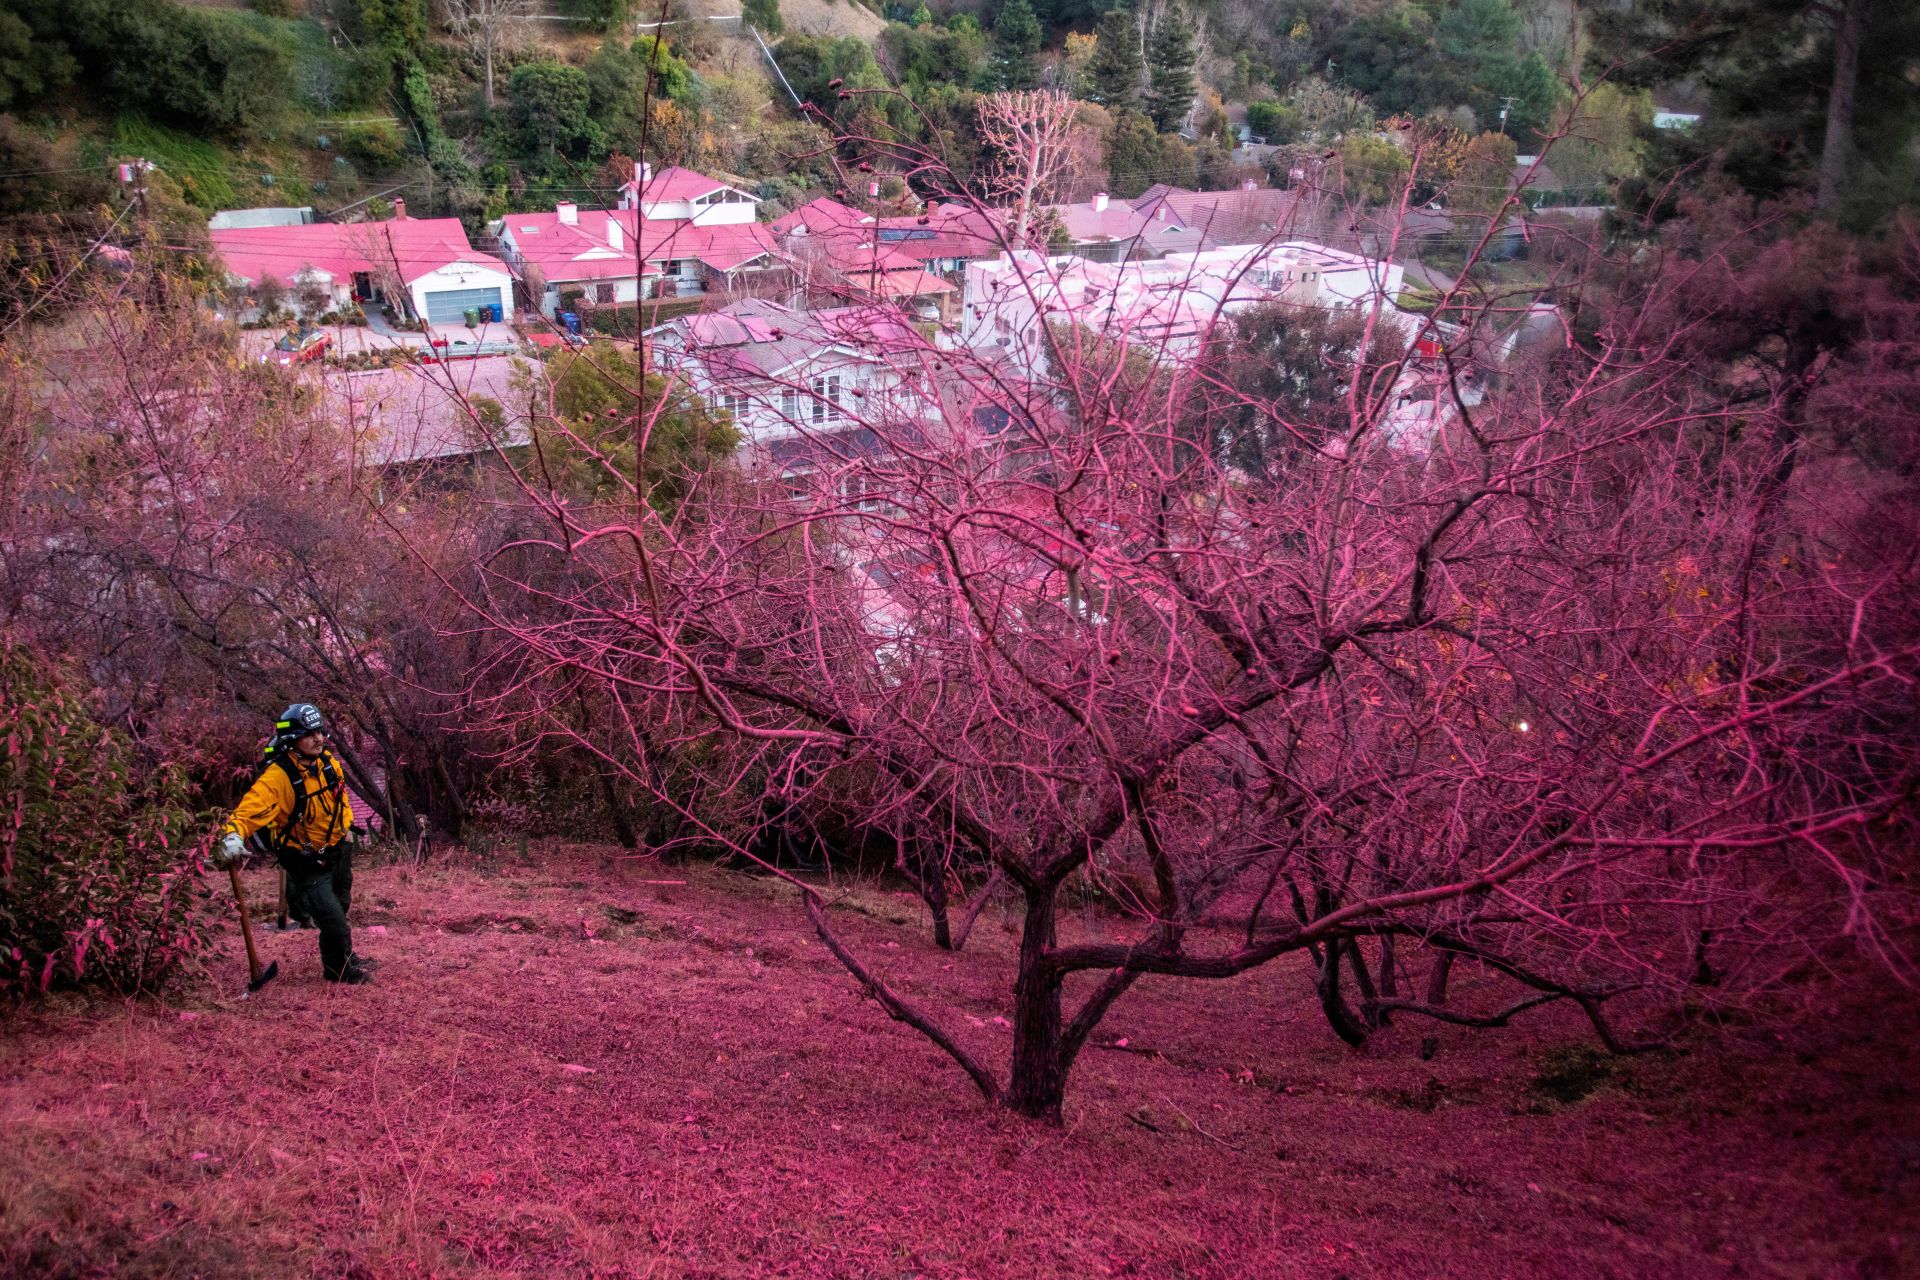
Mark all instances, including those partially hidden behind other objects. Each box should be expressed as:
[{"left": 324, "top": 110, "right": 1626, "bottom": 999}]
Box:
[
  {"left": 743, "top": 0, "right": 783, "bottom": 38},
  {"left": 987, "top": 0, "right": 1043, "bottom": 91},
  {"left": 1144, "top": 4, "right": 1196, "bottom": 133},
  {"left": 1087, "top": 8, "right": 1142, "bottom": 110}
]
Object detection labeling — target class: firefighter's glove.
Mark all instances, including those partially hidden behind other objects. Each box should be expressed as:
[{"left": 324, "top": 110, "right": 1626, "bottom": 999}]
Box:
[{"left": 213, "top": 833, "right": 246, "bottom": 868}]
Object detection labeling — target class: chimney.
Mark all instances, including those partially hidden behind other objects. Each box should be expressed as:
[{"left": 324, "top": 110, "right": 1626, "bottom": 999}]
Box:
[
  {"left": 556, "top": 201, "right": 578, "bottom": 225},
  {"left": 607, "top": 216, "right": 623, "bottom": 250},
  {"left": 392, "top": 197, "right": 407, "bottom": 221},
  {"left": 1091, "top": 192, "right": 1109, "bottom": 213},
  {"left": 639, "top": 161, "right": 652, "bottom": 185}
]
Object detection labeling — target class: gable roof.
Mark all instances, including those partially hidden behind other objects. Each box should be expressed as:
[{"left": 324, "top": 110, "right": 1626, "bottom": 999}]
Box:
[
  {"left": 657, "top": 297, "right": 929, "bottom": 383},
  {"left": 503, "top": 208, "right": 779, "bottom": 282},
  {"left": 770, "top": 197, "right": 873, "bottom": 237},
  {"left": 209, "top": 217, "right": 501, "bottom": 287},
  {"left": 872, "top": 203, "right": 1008, "bottom": 263},
  {"left": 638, "top": 164, "right": 733, "bottom": 203}
]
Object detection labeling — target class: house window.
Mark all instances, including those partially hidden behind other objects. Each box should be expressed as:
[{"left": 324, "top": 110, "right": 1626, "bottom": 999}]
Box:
[
  {"left": 594, "top": 282, "right": 615, "bottom": 303},
  {"left": 811, "top": 374, "right": 843, "bottom": 424},
  {"left": 780, "top": 389, "right": 804, "bottom": 422},
  {"left": 718, "top": 392, "right": 749, "bottom": 420}
]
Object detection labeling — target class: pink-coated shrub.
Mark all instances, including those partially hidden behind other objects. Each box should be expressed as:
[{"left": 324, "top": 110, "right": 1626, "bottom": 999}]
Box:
[{"left": 0, "top": 643, "right": 213, "bottom": 1001}]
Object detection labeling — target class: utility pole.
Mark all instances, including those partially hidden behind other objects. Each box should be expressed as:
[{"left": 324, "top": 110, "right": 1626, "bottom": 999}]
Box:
[
  {"left": 1498, "top": 95, "right": 1518, "bottom": 136},
  {"left": 118, "top": 158, "right": 153, "bottom": 221}
]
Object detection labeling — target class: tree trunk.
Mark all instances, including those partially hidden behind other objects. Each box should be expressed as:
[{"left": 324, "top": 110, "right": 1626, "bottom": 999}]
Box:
[
  {"left": 1817, "top": 0, "right": 1868, "bottom": 213},
  {"left": 1316, "top": 939, "right": 1371, "bottom": 1047},
  {"left": 598, "top": 769, "right": 639, "bottom": 850},
  {"left": 1426, "top": 950, "right": 1455, "bottom": 1005},
  {"left": 1419, "top": 949, "right": 1455, "bottom": 1060},
  {"left": 1005, "top": 881, "right": 1067, "bottom": 1121},
  {"left": 898, "top": 832, "right": 954, "bottom": 949},
  {"left": 921, "top": 847, "right": 953, "bottom": 950}
]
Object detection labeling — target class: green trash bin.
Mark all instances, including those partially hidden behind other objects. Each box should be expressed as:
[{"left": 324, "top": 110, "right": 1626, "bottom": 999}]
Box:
[{"left": 462, "top": 307, "right": 477, "bottom": 327}]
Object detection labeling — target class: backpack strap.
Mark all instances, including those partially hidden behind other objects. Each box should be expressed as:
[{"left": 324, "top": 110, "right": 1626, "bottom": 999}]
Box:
[{"left": 267, "top": 753, "right": 311, "bottom": 854}]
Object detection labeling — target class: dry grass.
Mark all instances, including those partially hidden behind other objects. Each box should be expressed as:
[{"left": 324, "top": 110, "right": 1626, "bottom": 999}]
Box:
[{"left": 2, "top": 843, "right": 1915, "bottom": 1279}]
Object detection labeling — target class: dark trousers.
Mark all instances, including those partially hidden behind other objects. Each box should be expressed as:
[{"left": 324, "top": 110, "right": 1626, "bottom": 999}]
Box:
[{"left": 283, "top": 846, "right": 354, "bottom": 980}]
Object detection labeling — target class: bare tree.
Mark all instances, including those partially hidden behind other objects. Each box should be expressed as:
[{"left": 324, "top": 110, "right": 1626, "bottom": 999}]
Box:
[{"left": 443, "top": 0, "right": 533, "bottom": 106}]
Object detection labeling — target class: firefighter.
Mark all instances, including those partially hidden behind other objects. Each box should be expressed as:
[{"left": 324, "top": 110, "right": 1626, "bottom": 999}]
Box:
[{"left": 211, "top": 703, "right": 370, "bottom": 984}]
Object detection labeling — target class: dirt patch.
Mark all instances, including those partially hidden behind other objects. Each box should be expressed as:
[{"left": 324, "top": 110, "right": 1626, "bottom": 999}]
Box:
[{"left": 1, "top": 846, "right": 1915, "bottom": 1279}]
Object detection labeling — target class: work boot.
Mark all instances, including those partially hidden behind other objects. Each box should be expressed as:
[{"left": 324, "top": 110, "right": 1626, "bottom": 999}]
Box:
[
  {"left": 347, "top": 953, "right": 380, "bottom": 972},
  {"left": 329, "top": 965, "right": 372, "bottom": 985}
]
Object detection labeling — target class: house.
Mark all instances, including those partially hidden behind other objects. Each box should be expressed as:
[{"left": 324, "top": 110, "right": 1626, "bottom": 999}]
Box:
[
  {"left": 962, "top": 241, "right": 1404, "bottom": 378},
  {"left": 495, "top": 164, "right": 788, "bottom": 318},
  {"left": 871, "top": 202, "right": 1007, "bottom": 278},
  {"left": 774, "top": 217, "right": 959, "bottom": 323},
  {"left": 209, "top": 200, "right": 514, "bottom": 325},
  {"left": 496, "top": 203, "right": 787, "bottom": 318},
  {"left": 1042, "top": 183, "right": 1300, "bottom": 263},
  {"left": 647, "top": 297, "right": 937, "bottom": 481},
  {"left": 616, "top": 162, "right": 760, "bottom": 223},
  {"left": 769, "top": 196, "right": 874, "bottom": 239}
]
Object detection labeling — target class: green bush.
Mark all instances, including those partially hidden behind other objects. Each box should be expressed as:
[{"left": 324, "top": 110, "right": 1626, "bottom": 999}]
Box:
[
  {"left": 0, "top": 643, "right": 214, "bottom": 1002},
  {"left": 1246, "top": 100, "right": 1303, "bottom": 144},
  {"left": 341, "top": 121, "right": 408, "bottom": 169}
]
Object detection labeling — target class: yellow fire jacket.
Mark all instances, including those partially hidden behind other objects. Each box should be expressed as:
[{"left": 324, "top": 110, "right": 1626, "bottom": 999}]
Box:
[{"left": 223, "top": 750, "right": 354, "bottom": 854}]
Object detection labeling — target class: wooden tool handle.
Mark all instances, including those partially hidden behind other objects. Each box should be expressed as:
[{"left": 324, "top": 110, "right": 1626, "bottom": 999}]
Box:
[{"left": 228, "top": 865, "right": 265, "bottom": 982}]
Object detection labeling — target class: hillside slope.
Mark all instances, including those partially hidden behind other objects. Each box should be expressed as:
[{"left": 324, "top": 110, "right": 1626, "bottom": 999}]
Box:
[{"left": 1, "top": 846, "right": 1913, "bottom": 1278}]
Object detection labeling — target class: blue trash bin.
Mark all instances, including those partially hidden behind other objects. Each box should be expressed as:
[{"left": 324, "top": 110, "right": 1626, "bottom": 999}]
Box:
[{"left": 489, "top": 301, "right": 504, "bottom": 322}]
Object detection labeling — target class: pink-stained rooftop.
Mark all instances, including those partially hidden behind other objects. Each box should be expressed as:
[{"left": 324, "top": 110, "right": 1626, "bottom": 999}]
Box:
[
  {"left": 770, "top": 197, "right": 874, "bottom": 237},
  {"left": 209, "top": 216, "right": 495, "bottom": 287},
  {"left": 633, "top": 164, "right": 732, "bottom": 203},
  {"left": 502, "top": 208, "right": 780, "bottom": 283}
]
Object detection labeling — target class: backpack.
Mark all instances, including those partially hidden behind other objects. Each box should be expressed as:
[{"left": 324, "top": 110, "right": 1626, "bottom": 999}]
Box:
[{"left": 245, "top": 748, "right": 347, "bottom": 860}]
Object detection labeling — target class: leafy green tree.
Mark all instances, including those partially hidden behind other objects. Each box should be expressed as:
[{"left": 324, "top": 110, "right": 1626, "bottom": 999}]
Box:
[
  {"left": 0, "top": 643, "right": 210, "bottom": 1002},
  {"left": 1590, "top": 0, "right": 1920, "bottom": 224},
  {"left": 542, "top": 343, "right": 741, "bottom": 514},
  {"left": 0, "top": 0, "right": 78, "bottom": 108},
  {"left": 1105, "top": 107, "right": 1194, "bottom": 196},
  {"left": 743, "top": 0, "right": 784, "bottom": 37},
  {"left": 1207, "top": 303, "right": 1404, "bottom": 480},
  {"left": 777, "top": 33, "right": 894, "bottom": 132},
  {"left": 883, "top": 21, "right": 988, "bottom": 88},
  {"left": 1086, "top": 8, "right": 1142, "bottom": 110},
  {"left": 510, "top": 61, "right": 596, "bottom": 160},
  {"left": 910, "top": 2, "right": 933, "bottom": 27},
  {"left": 355, "top": 0, "right": 429, "bottom": 57},
  {"left": 1337, "top": 132, "right": 1411, "bottom": 204},
  {"left": 1144, "top": 4, "right": 1196, "bottom": 133},
  {"left": 1545, "top": 82, "right": 1650, "bottom": 194},
  {"left": 1331, "top": 6, "right": 1461, "bottom": 119},
  {"left": 1434, "top": 0, "right": 1521, "bottom": 65},
  {"left": 986, "top": 0, "right": 1043, "bottom": 92},
  {"left": 1245, "top": 100, "right": 1302, "bottom": 143},
  {"left": 1479, "top": 49, "right": 1562, "bottom": 143}
]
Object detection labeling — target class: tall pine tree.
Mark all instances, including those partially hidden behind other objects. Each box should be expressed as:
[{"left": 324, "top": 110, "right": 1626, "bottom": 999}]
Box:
[
  {"left": 1144, "top": 3, "right": 1196, "bottom": 133},
  {"left": 987, "top": 0, "right": 1043, "bottom": 91},
  {"left": 1087, "top": 8, "right": 1143, "bottom": 110}
]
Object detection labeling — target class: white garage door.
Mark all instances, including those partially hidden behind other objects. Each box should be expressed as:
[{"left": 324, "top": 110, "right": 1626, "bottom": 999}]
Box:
[{"left": 422, "top": 285, "right": 504, "bottom": 325}]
